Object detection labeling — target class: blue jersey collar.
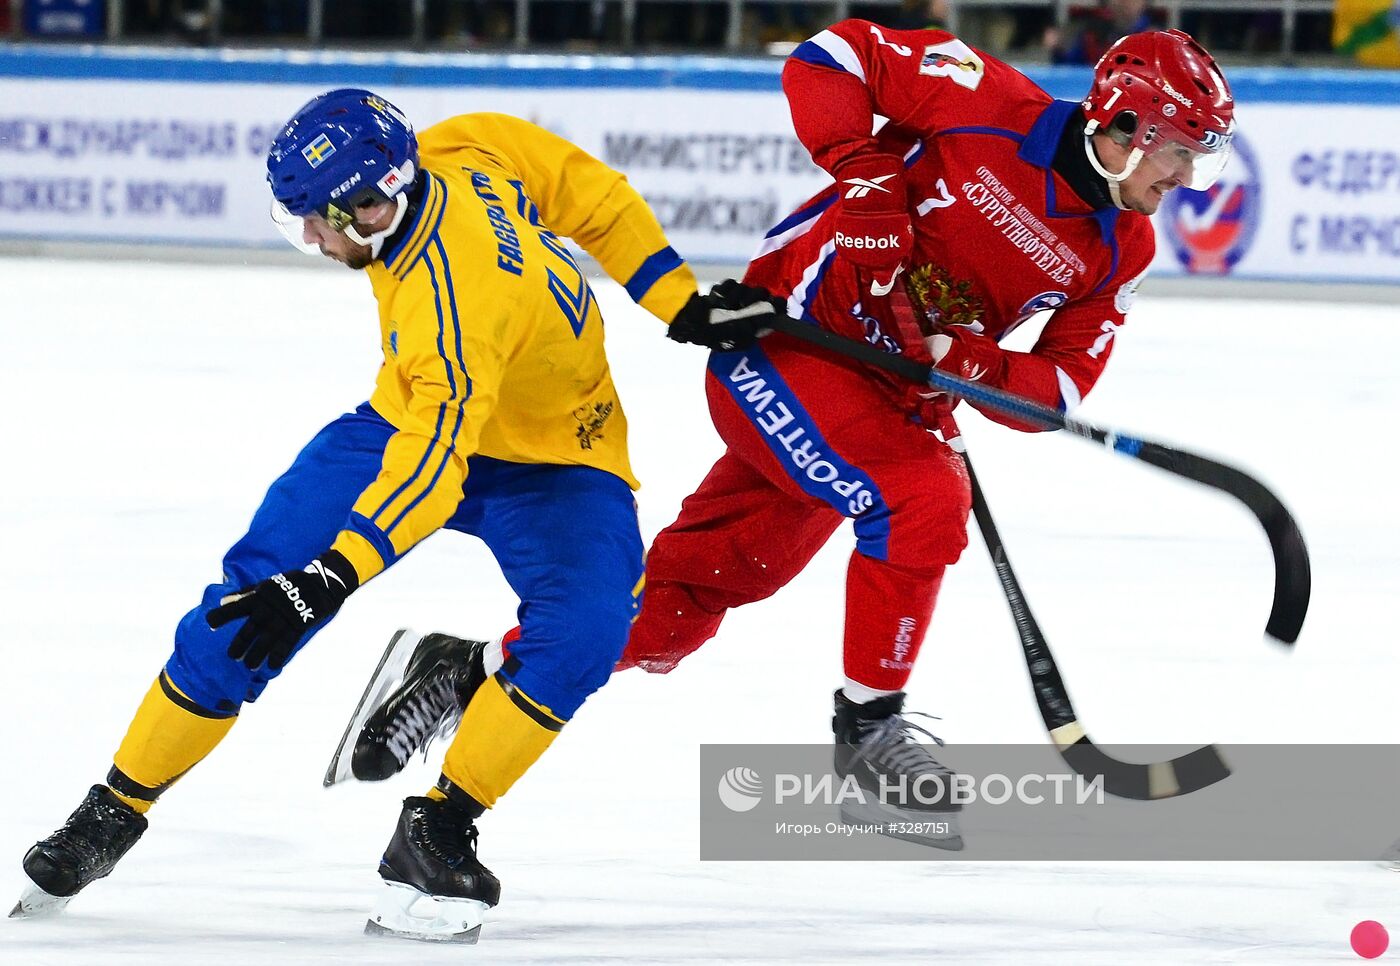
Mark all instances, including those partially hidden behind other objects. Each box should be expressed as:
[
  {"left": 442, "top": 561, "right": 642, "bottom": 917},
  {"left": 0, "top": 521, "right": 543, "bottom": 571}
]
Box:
[
  {"left": 1019, "top": 99, "right": 1121, "bottom": 246},
  {"left": 1017, "top": 99, "right": 1082, "bottom": 170}
]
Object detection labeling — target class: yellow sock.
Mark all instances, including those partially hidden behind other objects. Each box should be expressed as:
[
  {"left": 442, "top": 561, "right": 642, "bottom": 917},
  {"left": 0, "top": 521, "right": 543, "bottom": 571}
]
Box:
[
  {"left": 109, "top": 671, "right": 237, "bottom": 813},
  {"left": 437, "top": 675, "right": 563, "bottom": 810}
]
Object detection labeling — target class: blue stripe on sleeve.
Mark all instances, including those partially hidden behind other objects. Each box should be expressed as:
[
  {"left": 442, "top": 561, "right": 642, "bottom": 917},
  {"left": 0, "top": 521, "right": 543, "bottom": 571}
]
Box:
[
  {"left": 346, "top": 512, "right": 399, "bottom": 566},
  {"left": 431, "top": 233, "right": 472, "bottom": 415},
  {"left": 624, "top": 245, "right": 686, "bottom": 303},
  {"left": 370, "top": 401, "right": 446, "bottom": 527},
  {"left": 791, "top": 41, "right": 845, "bottom": 74},
  {"left": 369, "top": 231, "right": 455, "bottom": 526},
  {"left": 763, "top": 190, "right": 837, "bottom": 239},
  {"left": 383, "top": 241, "right": 471, "bottom": 537},
  {"left": 797, "top": 250, "right": 836, "bottom": 323},
  {"left": 385, "top": 404, "right": 465, "bottom": 536}
]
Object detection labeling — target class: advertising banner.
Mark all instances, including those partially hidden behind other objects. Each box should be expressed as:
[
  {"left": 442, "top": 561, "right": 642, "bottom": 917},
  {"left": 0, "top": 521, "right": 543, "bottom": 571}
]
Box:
[
  {"left": 0, "top": 76, "right": 827, "bottom": 263},
  {"left": 24, "top": 0, "right": 104, "bottom": 37},
  {"left": 1153, "top": 103, "right": 1400, "bottom": 283},
  {"left": 1, "top": 49, "right": 1398, "bottom": 285}
]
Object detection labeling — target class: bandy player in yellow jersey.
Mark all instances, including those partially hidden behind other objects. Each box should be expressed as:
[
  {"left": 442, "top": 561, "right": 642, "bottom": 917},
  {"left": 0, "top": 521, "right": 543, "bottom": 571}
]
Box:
[{"left": 12, "top": 89, "right": 779, "bottom": 942}]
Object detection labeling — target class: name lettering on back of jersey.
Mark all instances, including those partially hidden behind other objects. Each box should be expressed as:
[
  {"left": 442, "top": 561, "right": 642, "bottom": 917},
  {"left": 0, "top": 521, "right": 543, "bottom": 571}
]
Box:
[
  {"left": 468, "top": 170, "right": 525, "bottom": 276},
  {"left": 961, "top": 167, "right": 1084, "bottom": 286},
  {"left": 919, "top": 40, "right": 985, "bottom": 91}
]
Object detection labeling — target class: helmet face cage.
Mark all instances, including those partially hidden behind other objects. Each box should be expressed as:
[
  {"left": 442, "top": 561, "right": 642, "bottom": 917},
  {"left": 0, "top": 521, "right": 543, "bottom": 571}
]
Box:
[
  {"left": 1083, "top": 30, "right": 1235, "bottom": 191},
  {"left": 265, "top": 89, "right": 418, "bottom": 253}
]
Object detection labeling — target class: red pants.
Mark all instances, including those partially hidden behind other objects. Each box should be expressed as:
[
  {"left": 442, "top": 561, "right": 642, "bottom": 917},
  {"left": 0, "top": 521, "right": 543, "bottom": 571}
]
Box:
[{"left": 620, "top": 333, "right": 971, "bottom": 690}]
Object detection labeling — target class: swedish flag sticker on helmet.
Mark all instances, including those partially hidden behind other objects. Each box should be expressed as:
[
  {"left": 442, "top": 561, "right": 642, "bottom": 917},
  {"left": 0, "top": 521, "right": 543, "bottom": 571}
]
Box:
[{"left": 302, "top": 133, "right": 336, "bottom": 168}]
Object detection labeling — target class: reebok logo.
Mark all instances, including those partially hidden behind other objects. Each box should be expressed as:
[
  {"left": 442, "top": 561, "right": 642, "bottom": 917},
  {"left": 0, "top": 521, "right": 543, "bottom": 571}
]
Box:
[
  {"left": 272, "top": 573, "right": 316, "bottom": 623},
  {"left": 305, "top": 559, "right": 346, "bottom": 591},
  {"left": 843, "top": 175, "right": 897, "bottom": 199},
  {"left": 1161, "top": 80, "right": 1194, "bottom": 108},
  {"left": 836, "top": 230, "right": 902, "bottom": 250}
]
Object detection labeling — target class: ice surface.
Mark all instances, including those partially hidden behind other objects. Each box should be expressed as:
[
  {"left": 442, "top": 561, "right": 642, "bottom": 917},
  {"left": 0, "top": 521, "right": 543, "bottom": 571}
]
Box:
[{"left": 1, "top": 257, "right": 1395, "bottom": 964}]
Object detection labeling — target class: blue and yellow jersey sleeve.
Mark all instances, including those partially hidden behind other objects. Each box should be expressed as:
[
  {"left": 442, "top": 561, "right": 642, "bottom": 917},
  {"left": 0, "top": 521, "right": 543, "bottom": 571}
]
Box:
[
  {"left": 417, "top": 113, "right": 698, "bottom": 324},
  {"left": 330, "top": 176, "right": 510, "bottom": 581}
]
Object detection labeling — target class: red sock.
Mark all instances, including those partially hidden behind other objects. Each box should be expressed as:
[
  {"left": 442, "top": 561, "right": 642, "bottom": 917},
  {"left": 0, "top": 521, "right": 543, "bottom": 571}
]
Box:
[{"left": 842, "top": 553, "right": 944, "bottom": 692}]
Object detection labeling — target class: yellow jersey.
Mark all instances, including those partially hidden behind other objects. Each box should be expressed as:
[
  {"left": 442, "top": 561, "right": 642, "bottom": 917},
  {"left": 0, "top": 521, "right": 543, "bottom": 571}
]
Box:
[{"left": 328, "top": 113, "right": 697, "bottom": 582}]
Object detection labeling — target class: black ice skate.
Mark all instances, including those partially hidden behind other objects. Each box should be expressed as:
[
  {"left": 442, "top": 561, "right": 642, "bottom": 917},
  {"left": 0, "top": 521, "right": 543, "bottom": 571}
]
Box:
[
  {"left": 323, "top": 629, "right": 487, "bottom": 786},
  {"left": 11, "top": 785, "right": 149, "bottom": 918},
  {"left": 833, "top": 690, "right": 965, "bottom": 850},
  {"left": 365, "top": 795, "right": 500, "bottom": 944}
]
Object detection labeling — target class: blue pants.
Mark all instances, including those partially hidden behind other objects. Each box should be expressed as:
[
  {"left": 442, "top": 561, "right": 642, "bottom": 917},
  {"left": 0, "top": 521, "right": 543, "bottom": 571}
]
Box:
[{"left": 167, "top": 404, "right": 643, "bottom": 719}]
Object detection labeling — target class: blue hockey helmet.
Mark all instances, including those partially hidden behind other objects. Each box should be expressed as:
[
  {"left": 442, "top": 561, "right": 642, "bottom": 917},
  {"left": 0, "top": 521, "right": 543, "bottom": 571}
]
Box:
[{"left": 266, "top": 88, "right": 418, "bottom": 255}]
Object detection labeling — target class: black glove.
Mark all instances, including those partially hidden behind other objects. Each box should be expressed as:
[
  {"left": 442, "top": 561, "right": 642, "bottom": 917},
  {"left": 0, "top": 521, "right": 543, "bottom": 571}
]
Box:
[
  {"left": 208, "top": 550, "right": 359, "bottom": 671},
  {"left": 667, "top": 279, "right": 784, "bottom": 352}
]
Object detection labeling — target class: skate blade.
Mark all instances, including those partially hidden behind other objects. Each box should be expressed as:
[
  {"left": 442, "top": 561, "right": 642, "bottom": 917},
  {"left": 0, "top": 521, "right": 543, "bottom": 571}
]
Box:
[
  {"left": 324, "top": 629, "right": 422, "bottom": 787},
  {"left": 9, "top": 882, "right": 73, "bottom": 919},
  {"left": 839, "top": 801, "right": 965, "bottom": 852},
  {"left": 363, "top": 881, "right": 488, "bottom": 944}
]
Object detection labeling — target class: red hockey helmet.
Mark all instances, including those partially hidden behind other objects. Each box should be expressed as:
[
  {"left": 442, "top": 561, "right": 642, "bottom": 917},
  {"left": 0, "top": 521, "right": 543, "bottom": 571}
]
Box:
[{"left": 1081, "top": 29, "right": 1235, "bottom": 190}]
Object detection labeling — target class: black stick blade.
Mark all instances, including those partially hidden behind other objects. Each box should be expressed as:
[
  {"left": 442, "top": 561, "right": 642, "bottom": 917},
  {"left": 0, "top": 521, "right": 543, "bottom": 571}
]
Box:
[
  {"left": 1058, "top": 735, "right": 1231, "bottom": 800},
  {"left": 1134, "top": 443, "right": 1310, "bottom": 644}
]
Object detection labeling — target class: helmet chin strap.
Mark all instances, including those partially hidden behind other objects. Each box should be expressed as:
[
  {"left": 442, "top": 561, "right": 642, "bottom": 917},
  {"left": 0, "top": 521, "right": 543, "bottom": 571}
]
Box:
[
  {"left": 1083, "top": 128, "right": 1144, "bottom": 212},
  {"left": 1105, "top": 174, "right": 1127, "bottom": 211},
  {"left": 345, "top": 192, "right": 410, "bottom": 259}
]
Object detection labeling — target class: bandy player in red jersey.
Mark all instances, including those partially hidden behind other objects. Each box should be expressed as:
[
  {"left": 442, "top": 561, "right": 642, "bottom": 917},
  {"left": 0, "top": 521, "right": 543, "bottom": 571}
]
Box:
[{"left": 331, "top": 25, "right": 1236, "bottom": 845}]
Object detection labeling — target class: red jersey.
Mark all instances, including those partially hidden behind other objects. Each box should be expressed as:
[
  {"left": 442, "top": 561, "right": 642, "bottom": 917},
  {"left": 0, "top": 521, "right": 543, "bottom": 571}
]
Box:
[{"left": 745, "top": 20, "right": 1156, "bottom": 430}]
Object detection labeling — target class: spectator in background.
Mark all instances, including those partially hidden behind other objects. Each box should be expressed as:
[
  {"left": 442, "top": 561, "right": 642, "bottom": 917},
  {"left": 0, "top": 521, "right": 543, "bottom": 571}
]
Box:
[
  {"left": 1334, "top": 0, "right": 1400, "bottom": 66},
  {"left": 887, "top": 0, "right": 951, "bottom": 32},
  {"left": 1046, "top": 0, "right": 1157, "bottom": 65}
]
